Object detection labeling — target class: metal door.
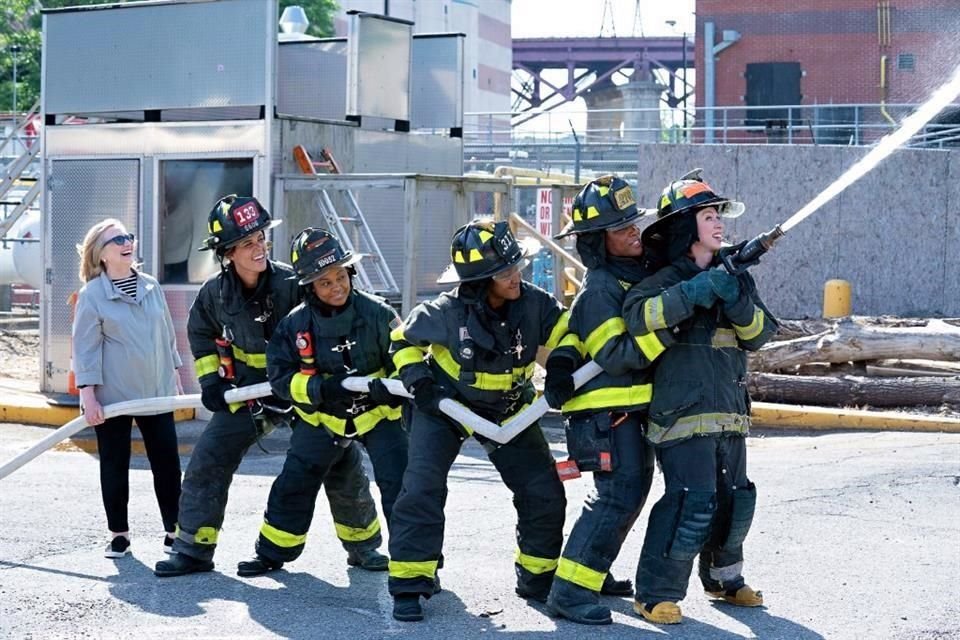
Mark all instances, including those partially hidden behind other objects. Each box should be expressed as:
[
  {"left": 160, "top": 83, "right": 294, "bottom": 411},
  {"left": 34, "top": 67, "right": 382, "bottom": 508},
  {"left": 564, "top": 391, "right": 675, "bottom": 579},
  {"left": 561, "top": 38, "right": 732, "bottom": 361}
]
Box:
[{"left": 42, "top": 158, "right": 140, "bottom": 393}]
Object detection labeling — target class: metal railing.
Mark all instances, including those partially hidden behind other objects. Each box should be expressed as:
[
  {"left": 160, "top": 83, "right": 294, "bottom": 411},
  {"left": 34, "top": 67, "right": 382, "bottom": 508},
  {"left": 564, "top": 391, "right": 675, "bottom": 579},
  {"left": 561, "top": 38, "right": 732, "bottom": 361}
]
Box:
[{"left": 464, "top": 102, "right": 960, "bottom": 148}]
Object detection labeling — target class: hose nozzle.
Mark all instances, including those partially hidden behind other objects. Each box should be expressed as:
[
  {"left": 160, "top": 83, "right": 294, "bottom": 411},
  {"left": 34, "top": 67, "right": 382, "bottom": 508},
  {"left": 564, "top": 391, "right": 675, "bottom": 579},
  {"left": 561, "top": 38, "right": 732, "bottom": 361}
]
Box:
[{"left": 720, "top": 225, "right": 785, "bottom": 274}]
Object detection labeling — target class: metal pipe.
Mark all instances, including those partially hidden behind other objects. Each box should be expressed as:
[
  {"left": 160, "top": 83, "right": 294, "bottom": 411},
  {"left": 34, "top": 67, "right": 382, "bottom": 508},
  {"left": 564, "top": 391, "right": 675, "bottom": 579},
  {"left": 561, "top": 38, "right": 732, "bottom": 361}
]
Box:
[
  {"left": 704, "top": 21, "right": 716, "bottom": 142},
  {"left": 879, "top": 55, "right": 897, "bottom": 125}
]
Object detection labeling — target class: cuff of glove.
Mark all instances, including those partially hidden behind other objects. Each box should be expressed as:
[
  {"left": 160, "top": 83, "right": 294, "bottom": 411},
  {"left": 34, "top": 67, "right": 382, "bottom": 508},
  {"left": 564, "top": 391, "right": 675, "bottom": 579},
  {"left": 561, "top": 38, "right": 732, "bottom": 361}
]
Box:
[{"left": 724, "top": 295, "right": 756, "bottom": 326}]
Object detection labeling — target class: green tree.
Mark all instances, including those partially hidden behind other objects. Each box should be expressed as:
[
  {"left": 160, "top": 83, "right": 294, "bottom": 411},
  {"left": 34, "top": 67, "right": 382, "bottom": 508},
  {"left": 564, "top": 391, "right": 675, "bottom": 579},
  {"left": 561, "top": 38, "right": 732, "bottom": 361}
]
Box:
[{"left": 0, "top": 0, "right": 338, "bottom": 121}]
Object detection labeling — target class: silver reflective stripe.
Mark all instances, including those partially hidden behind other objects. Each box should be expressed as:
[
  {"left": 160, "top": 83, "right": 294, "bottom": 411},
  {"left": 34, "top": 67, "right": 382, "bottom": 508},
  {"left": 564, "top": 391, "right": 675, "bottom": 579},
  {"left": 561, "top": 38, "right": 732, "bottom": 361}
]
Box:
[{"left": 709, "top": 560, "right": 744, "bottom": 583}]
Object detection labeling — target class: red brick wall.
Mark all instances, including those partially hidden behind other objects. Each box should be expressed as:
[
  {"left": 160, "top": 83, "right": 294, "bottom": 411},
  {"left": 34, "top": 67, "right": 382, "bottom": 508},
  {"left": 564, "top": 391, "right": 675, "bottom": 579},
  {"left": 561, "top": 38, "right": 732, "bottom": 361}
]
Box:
[{"left": 695, "top": 1, "right": 960, "bottom": 108}]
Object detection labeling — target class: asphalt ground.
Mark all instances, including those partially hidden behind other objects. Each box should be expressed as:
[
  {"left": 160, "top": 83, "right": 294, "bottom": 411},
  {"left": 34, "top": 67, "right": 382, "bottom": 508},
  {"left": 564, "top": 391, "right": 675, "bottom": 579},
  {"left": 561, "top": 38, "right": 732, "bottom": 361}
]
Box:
[{"left": 0, "top": 421, "right": 958, "bottom": 640}]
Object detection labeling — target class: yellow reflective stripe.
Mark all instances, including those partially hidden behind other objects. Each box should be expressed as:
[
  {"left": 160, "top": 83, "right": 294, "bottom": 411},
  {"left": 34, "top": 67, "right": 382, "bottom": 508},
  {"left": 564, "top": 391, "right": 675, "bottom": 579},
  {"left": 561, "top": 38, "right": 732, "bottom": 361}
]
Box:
[
  {"left": 194, "top": 354, "right": 220, "bottom": 378},
  {"left": 390, "top": 326, "right": 405, "bottom": 342},
  {"left": 733, "top": 308, "right": 765, "bottom": 341},
  {"left": 514, "top": 549, "right": 558, "bottom": 575},
  {"left": 544, "top": 311, "right": 570, "bottom": 350},
  {"left": 228, "top": 401, "right": 245, "bottom": 413},
  {"left": 712, "top": 328, "right": 739, "bottom": 348},
  {"left": 432, "top": 345, "right": 529, "bottom": 391},
  {"left": 556, "top": 557, "right": 606, "bottom": 592},
  {"left": 561, "top": 383, "right": 652, "bottom": 413},
  {"left": 291, "top": 372, "right": 312, "bottom": 405},
  {"left": 389, "top": 559, "right": 438, "bottom": 580},
  {"left": 231, "top": 344, "right": 266, "bottom": 369},
  {"left": 176, "top": 526, "right": 219, "bottom": 546},
  {"left": 393, "top": 345, "right": 425, "bottom": 370},
  {"left": 583, "top": 317, "right": 626, "bottom": 358},
  {"left": 643, "top": 296, "right": 667, "bottom": 331},
  {"left": 646, "top": 412, "right": 750, "bottom": 444},
  {"left": 293, "top": 404, "right": 402, "bottom": 436},
  {"left": 634, "top": 331, "right": 666, "bottom": 361},
  {"left": 334, "top": 518, "right": 381, "bottom": 542},
  {"left": 260, "top": 521, "right": 306, "bottom": 548},
  {"left": 558, "top": 332, "right": 586, "bottom": 357}
]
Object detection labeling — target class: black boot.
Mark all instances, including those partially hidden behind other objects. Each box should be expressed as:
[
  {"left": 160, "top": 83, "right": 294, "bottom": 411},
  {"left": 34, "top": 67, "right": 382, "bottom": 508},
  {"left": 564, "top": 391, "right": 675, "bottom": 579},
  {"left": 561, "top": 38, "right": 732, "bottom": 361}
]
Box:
[
  {"left": 515, "top": 585, "right": 550, "bottom": 604},
  {"left": 237, "top": 555, "right": 283, "bottom": 577},
  {"left": 154, "top": 553, "right": 214, "bottom": 578},
  {"left": 600, "top": 573, "right": 634, "bottom": 597},
  {"left": 393, "top": 594, "right": 424, "bottom": 622},
  {"left": 546, "top": 579, "right": 612, "bottom": 625},
  {"left": 347, "top": 548, "right": 389, "bottom": 571}
]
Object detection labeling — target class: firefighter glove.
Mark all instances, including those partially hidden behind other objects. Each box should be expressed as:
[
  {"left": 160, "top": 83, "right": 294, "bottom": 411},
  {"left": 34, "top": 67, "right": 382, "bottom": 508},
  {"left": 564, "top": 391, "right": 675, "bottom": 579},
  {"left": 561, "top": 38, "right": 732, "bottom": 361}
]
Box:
[
  {"left": 708, "top": 267, "right": 741, "bottom": 304},
  {"left": 412, "top": 379, "right": 447, "bottom": 417},
  {"left": 201, "top": 381, "right": 232, "bottom": 413},
  {"left": 679, "top": 270, "right": 718, "bottom": 308},
  {"left": 544, "top": 357, "right": 576, "bottom": 409},
  {"left": 368, "top": 378, "right": 402, "bottom": 408},
  {"left": 320, "top": 373, "right": 357, "bottom": 412}
]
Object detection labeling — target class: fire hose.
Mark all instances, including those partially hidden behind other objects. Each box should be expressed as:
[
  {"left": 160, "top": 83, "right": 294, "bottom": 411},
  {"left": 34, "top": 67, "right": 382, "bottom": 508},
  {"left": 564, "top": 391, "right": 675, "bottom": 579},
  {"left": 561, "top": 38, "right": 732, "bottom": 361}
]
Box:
[{"left": 0, "top": 361, "right": 601, "bottom": 481}]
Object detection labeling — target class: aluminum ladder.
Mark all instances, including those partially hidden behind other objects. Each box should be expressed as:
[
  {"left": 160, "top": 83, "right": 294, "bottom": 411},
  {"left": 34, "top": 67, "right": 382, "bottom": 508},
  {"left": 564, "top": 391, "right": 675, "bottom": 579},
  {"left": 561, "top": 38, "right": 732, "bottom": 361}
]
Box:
[{"left": 292, "top": 144, "right": 399, "bottom": 298}]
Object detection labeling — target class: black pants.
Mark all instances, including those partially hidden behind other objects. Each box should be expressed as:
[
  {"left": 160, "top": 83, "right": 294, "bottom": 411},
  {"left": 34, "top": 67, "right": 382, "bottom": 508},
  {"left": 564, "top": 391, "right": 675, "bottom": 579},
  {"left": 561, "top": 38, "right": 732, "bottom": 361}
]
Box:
[
  {"left": 95, "top": 412, "right": 181, "bottom": 534},
  {"left": 550, "top": 413, "right": 654, "bottom": 601},
  {"left": 636, "top": 434, "right": 753, "bottom": 605},
  {"left": 388, "top": 407, "right": 566, "bottom": 599},
  {"left": 254, "top": 419, "right": 407, "bottom": 564}
]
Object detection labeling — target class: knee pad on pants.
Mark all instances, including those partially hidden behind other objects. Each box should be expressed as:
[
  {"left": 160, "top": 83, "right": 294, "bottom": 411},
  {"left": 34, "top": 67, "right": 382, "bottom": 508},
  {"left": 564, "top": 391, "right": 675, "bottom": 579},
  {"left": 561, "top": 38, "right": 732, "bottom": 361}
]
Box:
[
  {"left": 721, "top": 483, "right": 756, "bottom": 551},
  {"left": 666, "top": 490, "right": 716, "bottom": 562}
]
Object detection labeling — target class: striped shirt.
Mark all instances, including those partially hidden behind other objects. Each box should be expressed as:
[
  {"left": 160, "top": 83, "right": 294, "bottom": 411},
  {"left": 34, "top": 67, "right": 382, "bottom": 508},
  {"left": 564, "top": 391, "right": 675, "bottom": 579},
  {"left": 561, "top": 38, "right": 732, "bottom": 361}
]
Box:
[{"left": 111, "top": 274, "right": 138, "bottom": 298}]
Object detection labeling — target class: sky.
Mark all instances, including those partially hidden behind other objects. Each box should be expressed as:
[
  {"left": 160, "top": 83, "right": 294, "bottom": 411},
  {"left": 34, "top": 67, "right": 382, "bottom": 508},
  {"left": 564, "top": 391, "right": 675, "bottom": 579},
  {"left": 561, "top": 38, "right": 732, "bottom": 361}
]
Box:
[
  {"left": 512, "top": 0, "right": 696, "bottom": 39},
  {"left": 509, "top": 0, "right": 696, "bottom": 135}
]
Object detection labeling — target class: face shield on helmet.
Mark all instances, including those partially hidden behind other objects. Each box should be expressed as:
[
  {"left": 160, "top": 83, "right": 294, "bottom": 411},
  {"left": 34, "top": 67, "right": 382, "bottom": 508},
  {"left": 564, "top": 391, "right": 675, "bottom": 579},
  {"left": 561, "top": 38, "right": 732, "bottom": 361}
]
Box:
[{"left": 288, "top": 227, "right": 362, "bottom": 286}]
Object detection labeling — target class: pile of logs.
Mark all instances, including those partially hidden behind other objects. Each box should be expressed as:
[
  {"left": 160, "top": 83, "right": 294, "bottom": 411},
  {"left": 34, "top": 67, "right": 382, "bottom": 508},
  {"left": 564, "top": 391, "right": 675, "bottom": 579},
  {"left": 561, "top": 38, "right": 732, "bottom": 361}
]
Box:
[{"left": 748, "top": 317, "right": 960, "bottom": 409}]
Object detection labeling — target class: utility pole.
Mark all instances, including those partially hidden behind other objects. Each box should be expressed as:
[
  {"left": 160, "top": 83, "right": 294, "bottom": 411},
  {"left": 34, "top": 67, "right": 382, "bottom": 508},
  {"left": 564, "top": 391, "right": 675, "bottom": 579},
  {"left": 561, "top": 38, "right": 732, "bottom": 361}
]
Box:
[{"left": 9, "top": 44, "right": 21, "bottom": 148}]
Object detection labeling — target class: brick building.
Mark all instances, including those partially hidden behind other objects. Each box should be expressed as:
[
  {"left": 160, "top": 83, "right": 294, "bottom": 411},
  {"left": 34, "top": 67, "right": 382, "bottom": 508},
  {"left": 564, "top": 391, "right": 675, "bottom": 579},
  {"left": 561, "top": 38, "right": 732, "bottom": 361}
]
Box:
[{"left": 695, "top": 1, "right": 960, "bottom": 141}]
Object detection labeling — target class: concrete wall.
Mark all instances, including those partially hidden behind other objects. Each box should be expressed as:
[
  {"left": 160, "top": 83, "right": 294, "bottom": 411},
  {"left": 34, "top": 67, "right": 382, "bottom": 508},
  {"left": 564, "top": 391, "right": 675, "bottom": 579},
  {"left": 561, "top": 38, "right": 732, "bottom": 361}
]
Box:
[{"left": 635, "top": 143, "right": 959, "bottom": 318}]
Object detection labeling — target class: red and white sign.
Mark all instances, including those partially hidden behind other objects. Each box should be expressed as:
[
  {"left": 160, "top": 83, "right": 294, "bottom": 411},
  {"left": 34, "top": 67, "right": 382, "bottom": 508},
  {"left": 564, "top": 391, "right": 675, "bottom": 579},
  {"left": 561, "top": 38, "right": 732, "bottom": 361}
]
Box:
[
  {"left": 536, "top": 189, "right": 574, "bottom": 236},
  {"left": 232, "top": 202, "right": 260, "bottom": 227}
]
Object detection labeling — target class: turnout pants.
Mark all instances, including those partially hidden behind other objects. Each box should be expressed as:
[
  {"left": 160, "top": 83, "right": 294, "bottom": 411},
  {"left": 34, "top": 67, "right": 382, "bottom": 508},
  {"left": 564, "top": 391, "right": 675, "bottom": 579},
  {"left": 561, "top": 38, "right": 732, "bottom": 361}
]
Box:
[
  {"left": 387, "top": 407, "right": 566, "bottom": 599},
  {"left": 173, "top": 410, "right": 378, "bottom": 562},
  {"left": 253, "top": 418, "right": 404, "bottom": 563},
  {"left": 550, "top": 413, "right": 654, "bottom": 603},
  {"left": 636, "top": 433, "right": 755, "bottom": 605}
]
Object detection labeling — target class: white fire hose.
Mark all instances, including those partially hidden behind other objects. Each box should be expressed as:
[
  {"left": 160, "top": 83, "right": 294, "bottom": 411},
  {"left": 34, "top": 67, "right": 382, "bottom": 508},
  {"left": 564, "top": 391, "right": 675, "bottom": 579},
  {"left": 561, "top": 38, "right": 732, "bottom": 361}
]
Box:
[{"left": 0, "top": 361, "right": 601, "bottom": 481}]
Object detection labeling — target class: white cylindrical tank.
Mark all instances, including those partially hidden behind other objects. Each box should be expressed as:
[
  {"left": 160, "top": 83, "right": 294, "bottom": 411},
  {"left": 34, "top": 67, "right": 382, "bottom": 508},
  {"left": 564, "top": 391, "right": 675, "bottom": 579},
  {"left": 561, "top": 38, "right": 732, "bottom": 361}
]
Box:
[{"left": 0, "top": 209, "right": 43, "bottom": 289}]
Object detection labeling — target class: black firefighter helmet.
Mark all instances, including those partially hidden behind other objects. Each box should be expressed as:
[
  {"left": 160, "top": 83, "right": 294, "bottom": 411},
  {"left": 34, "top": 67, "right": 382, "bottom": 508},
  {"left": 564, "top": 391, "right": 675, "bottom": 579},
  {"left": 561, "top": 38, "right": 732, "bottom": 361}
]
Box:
[
  {"left": 554, "top": 175, "right": 647, "bottom": 239},
  {"left": 437, "top": 219, "right": 539, "bottom": 284},
  {"left": 199, "top": 195, "right": 281, "bottom": 254},
  {"left": 289, "top": 227, "right": 362, "bottom": 285},
  {"left": 641, "top": 169, "right": 745, "bottom": 261}
]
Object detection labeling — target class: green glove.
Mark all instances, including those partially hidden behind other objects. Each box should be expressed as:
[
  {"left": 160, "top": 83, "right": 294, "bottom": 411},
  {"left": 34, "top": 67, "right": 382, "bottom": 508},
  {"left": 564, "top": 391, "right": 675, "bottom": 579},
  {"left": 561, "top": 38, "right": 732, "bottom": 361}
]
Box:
[
  {"left": 708, "top": 268, "right": 741, "bottom": 304},
  {"left": 679, "top": 271, "right": 717, "bottom": 308}
]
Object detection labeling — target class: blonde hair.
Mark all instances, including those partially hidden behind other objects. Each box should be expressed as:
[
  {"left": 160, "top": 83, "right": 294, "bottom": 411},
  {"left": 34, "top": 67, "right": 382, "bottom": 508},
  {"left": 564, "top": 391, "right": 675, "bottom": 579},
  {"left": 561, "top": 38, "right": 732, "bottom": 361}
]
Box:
[{"left": 76, "top": 218, "right": 135, "bottom": 282}]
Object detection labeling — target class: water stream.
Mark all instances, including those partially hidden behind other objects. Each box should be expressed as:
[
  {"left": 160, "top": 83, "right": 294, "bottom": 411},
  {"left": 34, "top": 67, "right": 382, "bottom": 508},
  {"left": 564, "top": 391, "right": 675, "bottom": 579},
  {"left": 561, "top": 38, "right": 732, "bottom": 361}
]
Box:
[{"left": 781, "top": 63, "right": 960, "bottom": 233}]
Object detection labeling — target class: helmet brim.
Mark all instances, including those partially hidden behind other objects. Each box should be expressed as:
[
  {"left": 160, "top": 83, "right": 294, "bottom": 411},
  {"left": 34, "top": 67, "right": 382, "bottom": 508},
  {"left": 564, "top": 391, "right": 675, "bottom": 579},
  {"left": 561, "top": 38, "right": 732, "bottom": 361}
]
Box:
[
  {"left": 553, "top": 208, "right": 654, "bottom": 239},
  {"left": 198, "top": 218, "right": 283, "bottom": 252},
  {"left": 436, "top": 237, "right": 541, "bottom": 284},
  {"left": 294, "top": 252, "right": 363, "bottom": 285}
]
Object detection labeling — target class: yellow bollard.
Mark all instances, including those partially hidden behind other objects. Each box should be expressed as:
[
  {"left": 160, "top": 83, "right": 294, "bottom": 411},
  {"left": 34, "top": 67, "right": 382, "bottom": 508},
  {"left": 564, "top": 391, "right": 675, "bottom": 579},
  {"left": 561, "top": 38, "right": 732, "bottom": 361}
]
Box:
[{"left": 823, "top": 279, "right": 852, "bottom": 318}]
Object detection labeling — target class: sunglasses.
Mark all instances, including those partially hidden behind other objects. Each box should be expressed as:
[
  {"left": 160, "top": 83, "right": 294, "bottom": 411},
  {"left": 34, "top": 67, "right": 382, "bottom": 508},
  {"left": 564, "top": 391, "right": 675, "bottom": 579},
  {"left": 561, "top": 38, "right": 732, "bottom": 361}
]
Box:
[{"left": 102, "top": 233, "right": 136, "bottom": 248}]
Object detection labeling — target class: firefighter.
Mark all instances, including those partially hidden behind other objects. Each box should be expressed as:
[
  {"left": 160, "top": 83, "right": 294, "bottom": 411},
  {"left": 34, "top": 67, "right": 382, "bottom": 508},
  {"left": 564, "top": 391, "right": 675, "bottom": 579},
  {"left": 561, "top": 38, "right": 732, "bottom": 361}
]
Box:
[
  {"left": 235, "top": 227, "right": 407, "bottom": 577},
  {"left": 387, "top": 219, "right": 569, "bottom": 622},
  {"left": 621, "top": 170, "right": 777, "bottom": 624},
  {"left": 154, "top": 197, "right": 385, "bottom": 577},
  {"left": 541, "top": 176, "right": 663, "bottom": 625}
]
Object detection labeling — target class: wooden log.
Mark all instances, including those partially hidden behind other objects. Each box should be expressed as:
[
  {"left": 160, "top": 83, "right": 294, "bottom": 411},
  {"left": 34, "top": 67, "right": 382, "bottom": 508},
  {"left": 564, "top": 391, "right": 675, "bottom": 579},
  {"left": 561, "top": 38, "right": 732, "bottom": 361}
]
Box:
[
  {"left": 865, "top": 365, "right": 956, "bottom": 378},
  {"left": 750, "top": 318, "right": 960, "bottom": 372},
  {"left": 874, "top": 359, "right": 960, "bottom": 374},
  {"left": 747, "top": 372, "right": 960, "bottom": 407},
  {"left": 769, "top": 316, "right": 960, "bottom": 342}
]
